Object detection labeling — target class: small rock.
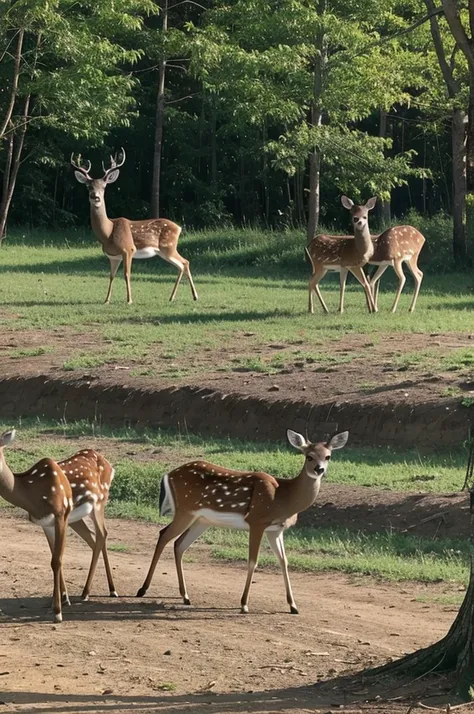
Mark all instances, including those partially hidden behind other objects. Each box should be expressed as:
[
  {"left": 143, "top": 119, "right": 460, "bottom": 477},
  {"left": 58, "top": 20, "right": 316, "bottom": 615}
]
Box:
[
  {"left": 163, "top": 649, "right": 172, "bottom": 656},
  {"left": 102, "top": 689, "right": 113, "bottom": 696},
  {"left": 268, "top": 385, "right": 280, "bottom": 392}
]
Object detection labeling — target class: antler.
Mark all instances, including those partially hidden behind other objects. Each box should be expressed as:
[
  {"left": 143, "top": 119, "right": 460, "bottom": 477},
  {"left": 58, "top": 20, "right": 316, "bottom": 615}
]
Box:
[
  {"left": 102, "top": 147, "right": 126, "bottom": 179},
  {"left": 70, "top": 152, "right": 92, "bottom": 179}
]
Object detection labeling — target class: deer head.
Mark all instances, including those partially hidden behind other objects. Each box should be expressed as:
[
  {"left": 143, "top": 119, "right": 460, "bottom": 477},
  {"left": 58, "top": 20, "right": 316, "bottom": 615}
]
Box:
[
  {"left": 341, "top": 195, "right": 377, "bottom": 233},
  {"left": 286, "top": 429, "right": 349, "bottom": 479},
  {"left": 71, "top": 149, "right": 126, "bottom": 209}
]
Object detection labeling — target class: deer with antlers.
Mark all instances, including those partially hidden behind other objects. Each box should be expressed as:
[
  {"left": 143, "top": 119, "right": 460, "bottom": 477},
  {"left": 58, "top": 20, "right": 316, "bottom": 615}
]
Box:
[
  {"left": 306, "top": 196, "right": 377, "bottom": 314},
  {"left": 71, "top": 148, "right": 198, "bottom": 305},
  {"left": 0, "top": 430, "right": 118, "bottom": 622},
  {"left": 136, "top": 428, "right": 348, "bottom": 614}
]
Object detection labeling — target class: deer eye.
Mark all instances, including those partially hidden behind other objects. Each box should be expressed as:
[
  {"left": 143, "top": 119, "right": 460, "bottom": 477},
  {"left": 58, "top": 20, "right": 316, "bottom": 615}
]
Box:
[
  {"left": 326, "top": 455, "right": 331, "bottom": 461},
  {"left": 306, "top": 455, "right": 314, "bottom": 462}
]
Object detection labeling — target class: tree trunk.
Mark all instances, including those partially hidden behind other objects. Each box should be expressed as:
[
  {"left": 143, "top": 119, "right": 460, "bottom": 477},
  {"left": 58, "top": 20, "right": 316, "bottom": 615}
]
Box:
[
  {"left": 377, "top": 109, "right": 391, "bottom": 226},
  {"left": 452, "top": 107, "right": 467, "bottom": 264},
  {"left": 306, "top": 29, "right": 327, "bottom": 243},
  {"left": 0, "top": 97, "right": 30, "bottom": 241},
  {"left": 150, "top": 0, "right": 168, "bottom": 218},
  {"left": 0, "top": 28, "right": 24, "bottom": 142}
]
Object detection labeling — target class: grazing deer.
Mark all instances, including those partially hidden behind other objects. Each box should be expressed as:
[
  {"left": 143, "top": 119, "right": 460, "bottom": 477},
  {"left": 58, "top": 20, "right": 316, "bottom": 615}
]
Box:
[
  {"left": 306, "top": 196, "right": 377, "bottom": 314},
  {"left": 136, "top": 429, "right": 348, "bottom": 614},
  {"left": 71, "top": 148, "right": 198, "bottom": 305},
  {"left": 56, "top": 448, "right": 118, "bottom": 602},
  {"left": 0, "top": 429, "right": 72, "bottom": 622}
]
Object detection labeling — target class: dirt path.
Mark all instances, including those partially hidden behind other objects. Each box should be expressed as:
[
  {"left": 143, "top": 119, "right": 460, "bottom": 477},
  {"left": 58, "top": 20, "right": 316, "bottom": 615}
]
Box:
[{"left": 0, "top": 512, "right": 462, "bottom": 714}]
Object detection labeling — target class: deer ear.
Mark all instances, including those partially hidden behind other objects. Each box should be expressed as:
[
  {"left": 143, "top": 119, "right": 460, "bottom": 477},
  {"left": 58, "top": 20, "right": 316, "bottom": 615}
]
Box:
[
  {"left": 341, "top": 196, "right": 354, "bottom": 210},
  {"left": 327, "top": 431, "right": 349, "bottom": 451},
  {"left": 0, "top": 429, "right": 16, "bottom": 447},
  {"left": 287, "top": 429, "right": 308, "bottom": 452},
  {"left": 365, "top": 196, "right": 377, "bottom": 210},
  {"left": 74, "top": 171, "right": 89, "bottom": 185},
  {"left": 105, "top": 169, "right": 120, "bottom": 184}
]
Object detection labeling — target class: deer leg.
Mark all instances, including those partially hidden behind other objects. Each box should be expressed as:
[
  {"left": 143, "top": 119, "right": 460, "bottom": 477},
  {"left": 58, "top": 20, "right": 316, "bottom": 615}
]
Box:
[
  {"left": 79, "top": 508, "right": 108, "bottom": 601},
  {"left": 136, "top": 514, "right": 197, "bottom": 598},
  {"left": 177, "top": 253, "right": 198, "bottom": 301},
  {"left": 266, "top": 530, "right": 298, "bottom": 614},
  {"left": 51, "top": 516, "right": 68, "bottom": 623},
  {"left": 348, "top": 266, "right": 377, "bottom": 313},
  {"left": 390, "top": 260, "right": 406, "bottom": 313},
  {"left": 174, "top": 520, "right": 209, "bottom": 605},
  {"left": 308, "top": 266, "right": 328, "bottom": 314},
  {"left": 43, "top": 526, "right": 70, "bottom": 607},
  {"left": 71, "top": 516, "right": 118, "bottom": 599},
  {"left": 406, "top": 257, "right": 423, "bottom": 312},
  {"left": 123, "top": 252, "right": 134, "bottom": 304},
  {"left": 240, "top": 526, "right": 265, "bottom": 614},
  {"left": 338, "top": 268, "right": 349, "bottom": 313},
  {"left": 369, "top": 265, "right": 388, "bottom": 311},
  {"left": 105, "top": 256, "right": 122, "bottom": 304}
]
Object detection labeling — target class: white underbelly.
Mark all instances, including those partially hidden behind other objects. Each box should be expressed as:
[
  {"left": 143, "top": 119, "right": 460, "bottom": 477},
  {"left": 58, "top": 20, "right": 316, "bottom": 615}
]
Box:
[
  {"left": 31, "top": 513, "right": 55, "bottom": 528},
  {"left": 323, "top": 265, "right": 342, "bottom": 272},
  {"left": 134, "top": 247, "right": 159, "bottom": 259},
  {"left": 369, "top": 259, "right": 392, "bottom": 266},
  {"left": 193, "top": 508, "right": 250, "bottom": 530}
]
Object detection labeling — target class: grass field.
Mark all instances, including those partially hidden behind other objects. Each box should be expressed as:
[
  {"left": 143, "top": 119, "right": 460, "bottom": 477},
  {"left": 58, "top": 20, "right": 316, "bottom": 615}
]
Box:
[
  {"left": 0, "top": 226, "right": 472, "bottom": 377},
  {"left": 0, "top": 417, "right": 470, "bottom": 586}
]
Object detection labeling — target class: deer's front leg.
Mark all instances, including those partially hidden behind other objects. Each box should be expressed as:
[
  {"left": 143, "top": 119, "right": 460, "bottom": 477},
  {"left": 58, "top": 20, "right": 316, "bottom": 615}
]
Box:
[{"left": 105, "top": 255, "right": 122, "bottom": 304}]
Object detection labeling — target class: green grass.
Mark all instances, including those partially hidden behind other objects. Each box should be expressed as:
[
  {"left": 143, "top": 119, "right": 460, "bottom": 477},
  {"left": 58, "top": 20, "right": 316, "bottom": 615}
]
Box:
[{"left": 0, "top": 226, "right": 473, "bottom": 377}]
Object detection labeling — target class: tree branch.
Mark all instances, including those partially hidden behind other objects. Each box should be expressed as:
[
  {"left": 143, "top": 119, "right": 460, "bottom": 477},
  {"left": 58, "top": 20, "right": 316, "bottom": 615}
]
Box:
[
  {"left": 442, "top": 0, "right": 474, "bottom": 73},
  {"left": 425, "top": 0, "right": 460, "bottom": 98}
]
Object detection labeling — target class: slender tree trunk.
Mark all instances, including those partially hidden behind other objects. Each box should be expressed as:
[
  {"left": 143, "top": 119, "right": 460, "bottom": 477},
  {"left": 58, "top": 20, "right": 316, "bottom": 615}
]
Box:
[
  {"left": 0, "top": 94, "right": 30, "bottom": 241},
  {"left": 210, "top": 101, "right": 217, "bottom": 189},
  {"left": 307, "top": 26, "right": 327, "bottom": 243},
  {"left": 0, "top": 28, "right": 24, "bottom": 142},
  {"left": 377, "top": 109, "right": 391, "bottom": 226},
  {"left": 452, "top": 107, "right": 467, "bottom": 264},
  {"left": 150, "top": 0, "right": 168, "bottom": 218},
  {"left": 262, "top": 122, "right": 270, "bottom": 226}
]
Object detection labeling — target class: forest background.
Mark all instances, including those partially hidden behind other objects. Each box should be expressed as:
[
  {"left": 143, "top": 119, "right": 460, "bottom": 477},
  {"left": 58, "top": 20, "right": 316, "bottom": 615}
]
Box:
[{"left": 1, "top": 0, "right": 473, "bottom": 267}]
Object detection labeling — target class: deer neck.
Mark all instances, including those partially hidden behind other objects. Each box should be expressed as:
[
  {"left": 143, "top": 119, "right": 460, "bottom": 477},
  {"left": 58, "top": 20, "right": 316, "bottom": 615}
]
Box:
[
  {"left": 0, "top": 448, "right": 17, "bottom": 504},
  {"left": 90, "top": 203, "right": 114, "bottom": 244},
  {"left": 278, "top": 466, "right": 323, "bottom": 516},
  {"left": 353, "top": 223, "right": 374, "bottom": 262}
]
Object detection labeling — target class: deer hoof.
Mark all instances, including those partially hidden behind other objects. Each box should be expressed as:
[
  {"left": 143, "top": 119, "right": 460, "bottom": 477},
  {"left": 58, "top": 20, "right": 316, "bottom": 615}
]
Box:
[
  {"left": 136, "top": 586, "right": 147, "bottom": 598},
  {"left": 290, "top": 605, "right": 299, "bottom": 615},
  {"left": 240, "top": 604, "right": 249, "bottom": 614},
  {"left": 183, "top": 597, "right": 191, "bottom": 606},
  {"left": 53, "top": 612, "right": 63, "bottom": 624},
  {"left": 110, "top": 590, "right": 119, "bottom": 598}
]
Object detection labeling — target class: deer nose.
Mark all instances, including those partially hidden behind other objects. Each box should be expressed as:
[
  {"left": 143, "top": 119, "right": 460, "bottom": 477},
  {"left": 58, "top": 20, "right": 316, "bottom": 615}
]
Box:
[{"left": 316, "top": 465, "right": 325, "bottom": 476}]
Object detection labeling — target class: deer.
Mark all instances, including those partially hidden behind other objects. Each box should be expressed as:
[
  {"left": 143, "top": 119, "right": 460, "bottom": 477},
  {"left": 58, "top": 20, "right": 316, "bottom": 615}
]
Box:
[
  {"left": 0, "top": 429, "right": 72, "bottom": 622},
  {"left": 136, "top": 428, "right": 348, "bottom": 614},
  {"left": 56, "top": 447, "right": 118, "bottom": 602},
  {"left": 306, "top": 196, "right": 377, "bottom": 314},
  {"left": 71, "top": 148, "right": 198, "bottom": 305},
  {"left": 338, "top": 226, "right": 425, "bottom": 313}
]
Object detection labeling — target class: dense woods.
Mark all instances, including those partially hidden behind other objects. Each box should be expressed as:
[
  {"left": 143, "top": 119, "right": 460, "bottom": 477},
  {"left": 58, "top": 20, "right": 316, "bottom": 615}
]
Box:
[{"left": 0, "top": 0, "right": 472, "bottom": 262}]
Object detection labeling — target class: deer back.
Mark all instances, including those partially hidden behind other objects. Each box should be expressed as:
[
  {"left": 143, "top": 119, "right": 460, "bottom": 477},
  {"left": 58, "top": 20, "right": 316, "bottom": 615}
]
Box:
[
  {"left": 306, "top": 234, "right": 372, "bottom": 268},
  {"left": 16, "top": 458, "right": 73, "bottom": 522},
  {"left": 372, "top": 226, "right": 425, "bottom": 262},
  {"left": 58, "top": 449, "right": 114, "bottom": 510}
]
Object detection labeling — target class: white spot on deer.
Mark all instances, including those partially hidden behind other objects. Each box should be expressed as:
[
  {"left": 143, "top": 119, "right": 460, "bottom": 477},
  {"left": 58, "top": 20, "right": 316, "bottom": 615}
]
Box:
[
  {"left": 28, "top": 480, "right": 33, "bottom": 484},
  {"left": 51, "top": 486, "right": 56, "bottom": 493},
  {"left": 31, "top": 469, "right": 38, "bottom": 475},
  {"left": 42, "top": 495, "right": 47, "bottom": 500},
  {"left": 63, "top": 497, "right": 68, "bottom": 509}
]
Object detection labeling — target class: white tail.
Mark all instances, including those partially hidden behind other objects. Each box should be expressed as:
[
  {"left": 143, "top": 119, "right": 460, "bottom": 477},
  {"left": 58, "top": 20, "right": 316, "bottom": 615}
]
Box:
[
  {"left": 136, "top": 429, "right": 348, "bottom": 614},
  {"left": 71, "top": 149, "right": 198, "bottom": 305},
  {"left": 306, "top": 196, "right": 377, "bottom": 314}
]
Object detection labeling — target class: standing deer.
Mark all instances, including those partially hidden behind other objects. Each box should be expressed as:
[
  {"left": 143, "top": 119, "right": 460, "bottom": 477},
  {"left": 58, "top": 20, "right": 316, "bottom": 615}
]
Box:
[
  {"left": 71, "top": 149, "right": 198, "bottom": 305},
  {"left": 56, "top": 448, "right": 118, "bottom": 602},
  {"left": 0, "top": 429, "right": 72, "bottom": 622},
  {"left": 136, "top": 429, "right": 348, "bottom": 614},
  {"left": 306, "top": 196, "right": 377, "bottom": 314},
  {"left": 338, "top": 225, "right": 425, "bottom": 313}
]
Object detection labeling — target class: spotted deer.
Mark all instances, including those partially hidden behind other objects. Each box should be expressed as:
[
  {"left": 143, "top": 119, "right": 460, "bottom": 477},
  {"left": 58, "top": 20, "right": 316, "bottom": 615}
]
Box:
[
  {"left": 71, "top": 149, "right": 198, "bottom": 305},
  {"left": 0, "top": 429, "right": 72, "bottom": 622},
  {"left": 56, "top": 448, "right": 118, "bottom": 602},
  {"left": 136, "top": 429, "right": 348, "bottom": 614},
  {"left": 306, "top": 196, "right": 378, "bottom": 314}
]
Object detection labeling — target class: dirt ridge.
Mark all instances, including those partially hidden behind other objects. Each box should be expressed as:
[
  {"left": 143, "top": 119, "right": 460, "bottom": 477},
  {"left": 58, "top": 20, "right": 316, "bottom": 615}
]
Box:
[{"left": 0, "top": 373, "right": 470, "bottom": 447}]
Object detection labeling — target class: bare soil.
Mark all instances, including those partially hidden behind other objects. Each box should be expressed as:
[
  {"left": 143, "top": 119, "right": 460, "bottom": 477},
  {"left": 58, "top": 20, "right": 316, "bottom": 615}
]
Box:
[
  {"left": 0, "top": 328, "right": 473, "bottom": 409},
  {"left": 0, "top": 512, "right": 466, "bottom": 714}
]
